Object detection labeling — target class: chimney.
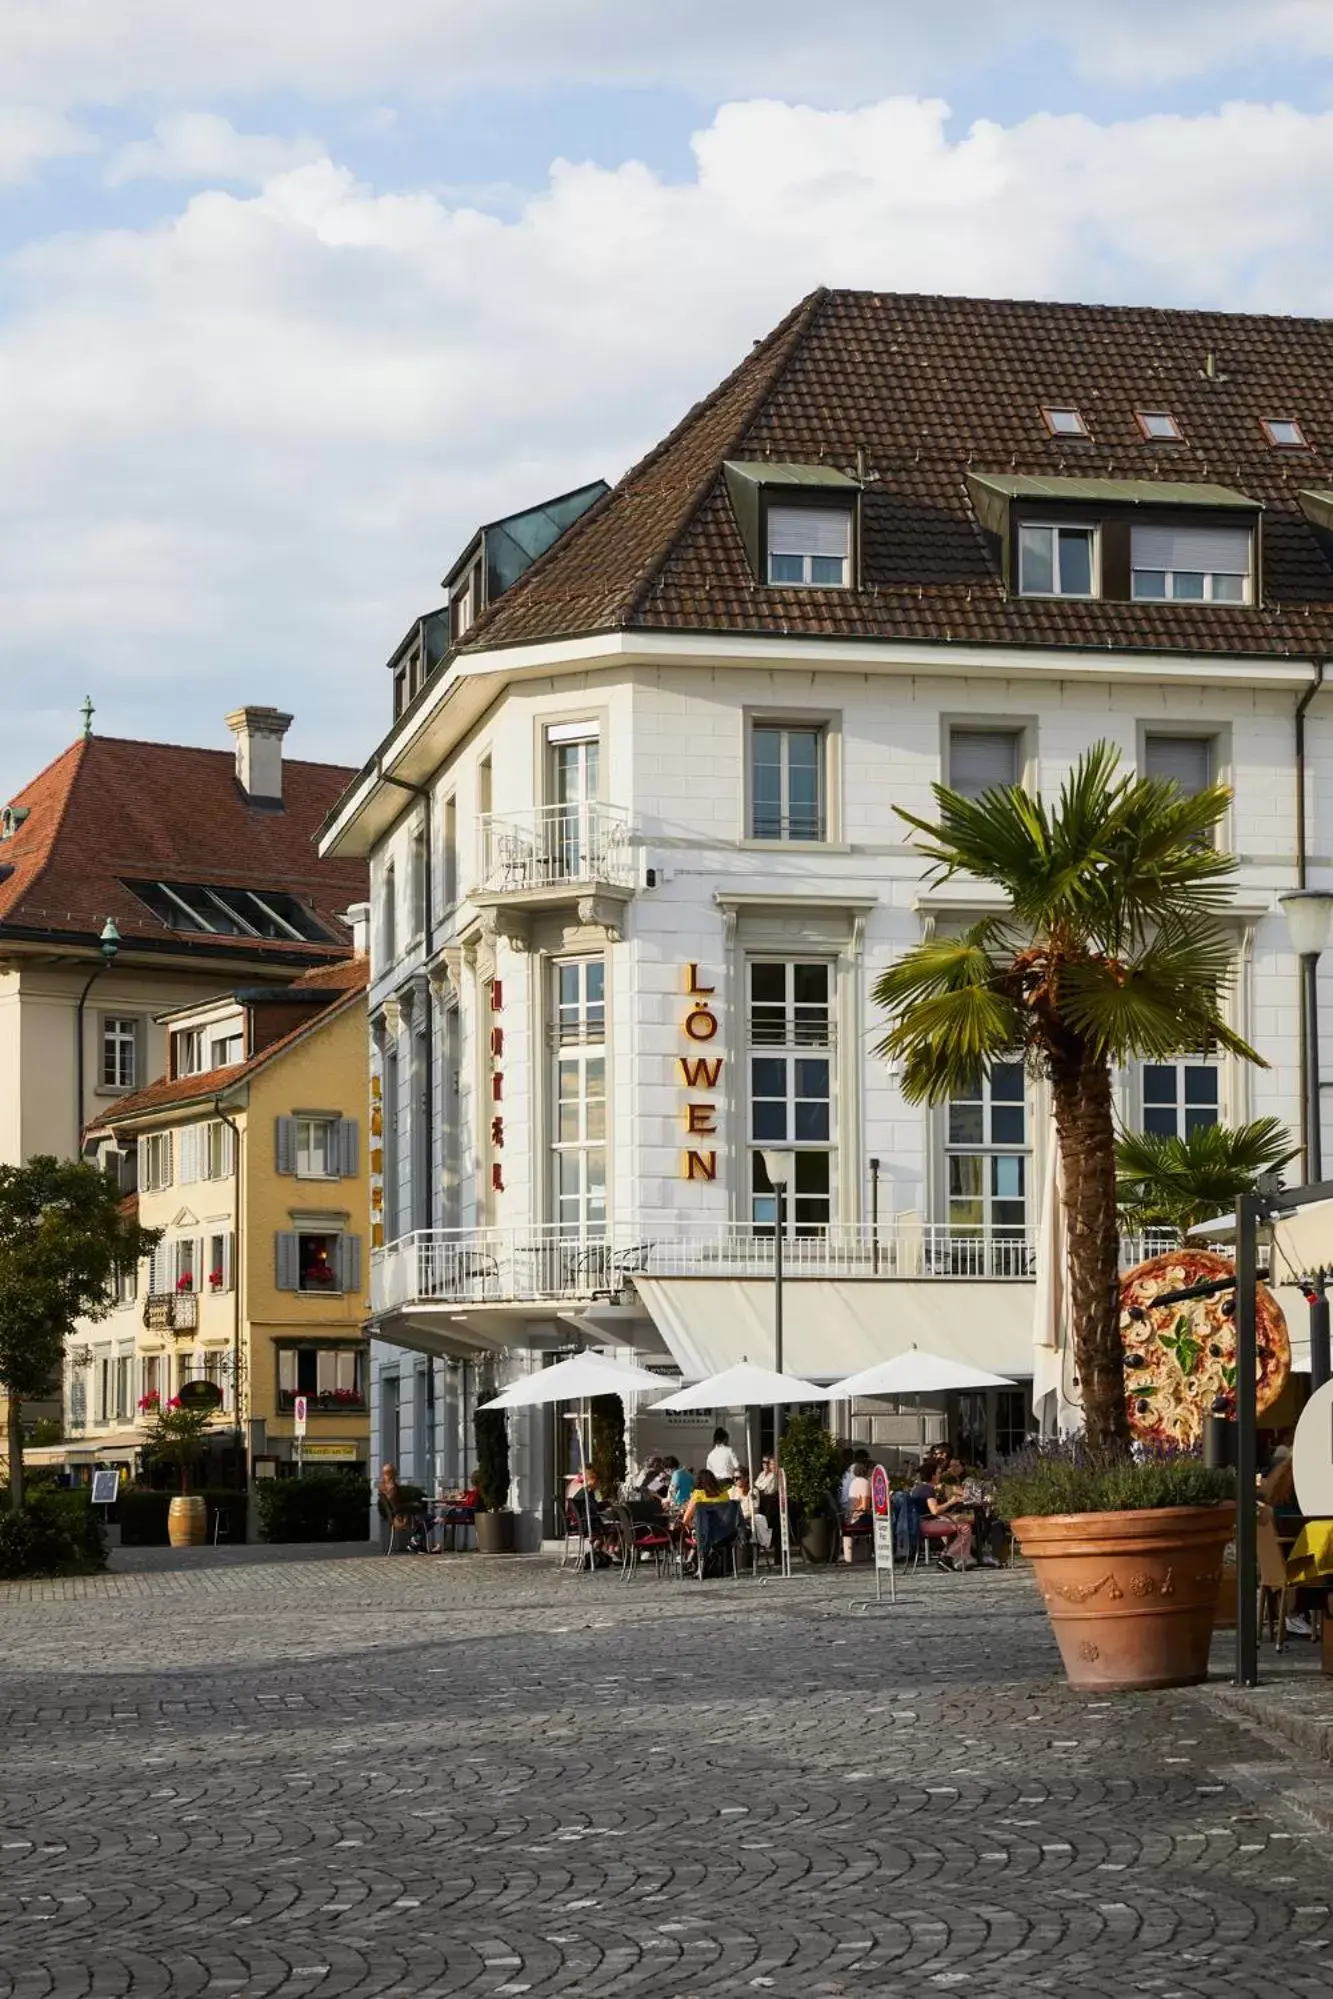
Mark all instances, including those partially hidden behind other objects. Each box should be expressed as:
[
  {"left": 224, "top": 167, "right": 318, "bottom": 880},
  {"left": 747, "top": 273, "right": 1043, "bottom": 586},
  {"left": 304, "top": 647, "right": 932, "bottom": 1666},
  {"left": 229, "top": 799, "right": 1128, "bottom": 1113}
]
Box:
[
  {"left": 226, "top": 705, "right": 293, "bottom": 804},
  {"left": 342, "top": 902, "right": 371, "bottom": 957}
]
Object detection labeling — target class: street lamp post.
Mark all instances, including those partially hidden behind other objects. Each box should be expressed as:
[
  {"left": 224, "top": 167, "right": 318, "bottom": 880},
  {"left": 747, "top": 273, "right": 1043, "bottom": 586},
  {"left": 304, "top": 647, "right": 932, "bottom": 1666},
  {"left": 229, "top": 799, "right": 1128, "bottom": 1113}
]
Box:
[
  {"left": 761, "top": 1149, "right": 795, "bottom": 1456},
  {"left": 74, "top": 919, "right": 121, "bottom": 1155},
  {"left": 1279, "top": 889, "right": 1333, "bottom": 1183}
]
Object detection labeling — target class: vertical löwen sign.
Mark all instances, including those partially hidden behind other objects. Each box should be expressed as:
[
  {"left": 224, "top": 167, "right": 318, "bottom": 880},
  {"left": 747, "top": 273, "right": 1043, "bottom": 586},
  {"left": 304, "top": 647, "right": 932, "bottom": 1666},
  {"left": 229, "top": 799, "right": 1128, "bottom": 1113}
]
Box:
[{"left": 680, "top": 963, "right": 721, "bottom": 1180}]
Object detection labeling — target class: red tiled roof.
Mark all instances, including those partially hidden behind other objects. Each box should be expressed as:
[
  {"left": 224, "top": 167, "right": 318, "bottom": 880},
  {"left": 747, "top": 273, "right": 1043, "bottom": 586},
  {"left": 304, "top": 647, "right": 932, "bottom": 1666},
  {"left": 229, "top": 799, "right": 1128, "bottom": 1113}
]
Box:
[
  {"left": 465, "top": 288, "right": 1333, "bottom": 660},
  {"left": 290, "top": 957, "right": 370, "bottom": 993},
  {"left": 0, "top": 734, "right": 366, "bottom": 956},
  {"left": 90, "top": 982, "right": 366, "bottom": 1128}
]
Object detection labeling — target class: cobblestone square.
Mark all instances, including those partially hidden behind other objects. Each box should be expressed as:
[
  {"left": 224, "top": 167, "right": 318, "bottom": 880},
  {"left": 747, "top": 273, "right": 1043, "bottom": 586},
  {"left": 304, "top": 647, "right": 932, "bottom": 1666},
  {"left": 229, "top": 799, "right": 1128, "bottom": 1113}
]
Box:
[{"left": 0, "top": 1547, "right": 1328, "bottom": 1997}]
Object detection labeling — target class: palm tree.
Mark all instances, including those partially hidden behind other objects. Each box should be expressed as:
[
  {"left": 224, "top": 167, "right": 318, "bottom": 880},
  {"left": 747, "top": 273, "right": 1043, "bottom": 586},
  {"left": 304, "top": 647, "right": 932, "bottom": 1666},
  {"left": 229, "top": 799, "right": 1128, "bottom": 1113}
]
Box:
[
  {"left": 872, "top": 743, "right": 1260, "bottom": 1451},
  {"left": 1116, "top": 1118, "right": 1297, "bottom": 1240}
]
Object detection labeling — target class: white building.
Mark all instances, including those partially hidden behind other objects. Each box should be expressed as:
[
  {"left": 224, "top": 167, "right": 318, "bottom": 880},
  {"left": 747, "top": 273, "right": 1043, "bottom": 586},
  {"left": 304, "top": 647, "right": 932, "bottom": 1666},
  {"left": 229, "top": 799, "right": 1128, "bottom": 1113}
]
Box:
[{"left": 319, "top": 287, "right": 1333, "bottom": 1531}]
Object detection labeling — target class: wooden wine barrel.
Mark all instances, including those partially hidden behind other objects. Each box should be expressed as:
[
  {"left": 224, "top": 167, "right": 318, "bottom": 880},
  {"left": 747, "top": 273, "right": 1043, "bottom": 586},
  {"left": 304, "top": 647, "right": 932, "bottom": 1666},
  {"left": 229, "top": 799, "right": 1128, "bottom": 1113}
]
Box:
[{"left": 167, "top": 1495, "right": 207, "bottom": 1547}]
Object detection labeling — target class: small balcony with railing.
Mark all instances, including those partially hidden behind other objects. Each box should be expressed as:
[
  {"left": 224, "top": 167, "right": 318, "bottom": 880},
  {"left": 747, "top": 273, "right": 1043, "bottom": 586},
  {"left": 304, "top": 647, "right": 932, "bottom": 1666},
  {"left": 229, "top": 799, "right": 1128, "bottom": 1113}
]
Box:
[
  {"left": 469, "top": 803, "right": 636, "bottom": 941},
  {"left": 143, "top": 1291, "right": 200, "bottom": 1334}
]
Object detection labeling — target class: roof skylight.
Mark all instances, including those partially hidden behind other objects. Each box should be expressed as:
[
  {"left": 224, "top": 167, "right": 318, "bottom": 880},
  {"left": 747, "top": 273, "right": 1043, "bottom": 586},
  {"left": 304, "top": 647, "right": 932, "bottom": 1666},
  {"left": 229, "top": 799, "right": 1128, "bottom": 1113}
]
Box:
[
  {"left": 1042, "top": 406, "right": 1089, "bottom": 438},
  {"left": 124, "top": 879, "right": 334, "bottom": 944},
  {"left": 1261, "top": 416, "right": 1309, "bottom": 449},
  {"left": 1136, "top": 411, "right": 1183, "bottom": 442}
]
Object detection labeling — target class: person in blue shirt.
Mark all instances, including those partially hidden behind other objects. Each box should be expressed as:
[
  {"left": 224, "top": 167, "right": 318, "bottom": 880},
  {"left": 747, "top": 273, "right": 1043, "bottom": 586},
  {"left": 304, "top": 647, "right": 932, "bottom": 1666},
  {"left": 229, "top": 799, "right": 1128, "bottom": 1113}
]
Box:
[{"left": 666, "top": 1459, "right": 693, "bottom": 1510}]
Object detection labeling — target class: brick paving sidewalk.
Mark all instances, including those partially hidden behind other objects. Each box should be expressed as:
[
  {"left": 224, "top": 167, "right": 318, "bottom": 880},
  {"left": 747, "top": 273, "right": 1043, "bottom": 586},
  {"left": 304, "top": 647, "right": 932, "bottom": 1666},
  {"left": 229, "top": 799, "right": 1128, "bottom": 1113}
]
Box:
[{"left": 1, "top": 1548, "right": 1330, "bottom": 1996}]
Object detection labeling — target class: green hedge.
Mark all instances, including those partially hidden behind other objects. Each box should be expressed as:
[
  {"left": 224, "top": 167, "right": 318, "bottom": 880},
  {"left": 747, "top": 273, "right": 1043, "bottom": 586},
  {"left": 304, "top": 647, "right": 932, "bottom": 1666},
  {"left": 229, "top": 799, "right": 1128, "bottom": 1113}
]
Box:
[
  {"left": 257, "top": 1472, "right": 371, "bottom": 1544},
  {"left": 0, "top": 1487, "right": 106, "bottom": 1578},
  {"left": 116, "top": 1486, "right": 249, "bottom": 1546}
]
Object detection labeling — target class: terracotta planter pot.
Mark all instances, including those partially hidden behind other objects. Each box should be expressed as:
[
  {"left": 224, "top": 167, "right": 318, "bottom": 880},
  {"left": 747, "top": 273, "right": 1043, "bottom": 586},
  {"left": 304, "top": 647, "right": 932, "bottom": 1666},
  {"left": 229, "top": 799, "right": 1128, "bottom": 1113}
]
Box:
[
  {"left": 167, "top": 1495, "right": 207, "bottom": 1548},
  {"left": 1012, "top": 1503, "right": 1235, "bottom": 1692},
  {"left": 474, "top": 1510, "right": 515, "bottom": 1555}
]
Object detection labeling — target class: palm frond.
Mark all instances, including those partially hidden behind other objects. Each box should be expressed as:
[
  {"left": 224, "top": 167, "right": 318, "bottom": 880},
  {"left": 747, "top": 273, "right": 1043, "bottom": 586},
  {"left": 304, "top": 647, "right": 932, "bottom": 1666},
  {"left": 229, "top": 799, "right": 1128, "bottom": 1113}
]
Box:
[
  {"left": 1116, "top": 1118, "right": 1298, "bottom": 1233},
  {"left": 878, "top": 986, "right": 1028, "bottom": 1104}
]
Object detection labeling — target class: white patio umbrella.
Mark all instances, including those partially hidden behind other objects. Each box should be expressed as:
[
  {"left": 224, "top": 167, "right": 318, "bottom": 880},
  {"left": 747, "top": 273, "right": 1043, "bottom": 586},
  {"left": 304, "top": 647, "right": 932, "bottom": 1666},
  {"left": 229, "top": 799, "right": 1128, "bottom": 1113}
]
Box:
[
  {"left": 822, "top": 1347, "right": 1016, "bottom": 1399},
  {"left": 480, "top": 1352, "right": 669, "bottom": 1554},
  {"left": 646, "top": 1360, "right": 824, "bottom": 1410}
]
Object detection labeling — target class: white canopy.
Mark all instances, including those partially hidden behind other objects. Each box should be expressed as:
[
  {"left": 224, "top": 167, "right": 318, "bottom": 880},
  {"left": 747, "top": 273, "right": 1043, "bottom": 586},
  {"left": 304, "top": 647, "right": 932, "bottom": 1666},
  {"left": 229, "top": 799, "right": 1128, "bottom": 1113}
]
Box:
[
  {"left": 824, "top": 1348, "right": 1016, "bottom": 1398},
  {"left": 647, "top": 1360, "right": 824, "bottom": 1411},
  {"left": 479, "top": 1352, "right": 667, "bottom": 1410}
]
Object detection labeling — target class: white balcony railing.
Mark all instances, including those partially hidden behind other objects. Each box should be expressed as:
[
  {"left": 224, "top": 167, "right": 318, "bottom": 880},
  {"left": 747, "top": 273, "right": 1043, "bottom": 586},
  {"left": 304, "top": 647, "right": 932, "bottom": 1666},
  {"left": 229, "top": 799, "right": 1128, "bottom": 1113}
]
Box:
[
  {"left": 474, "top": 803, "right": 634, "bottom": 898},
  {"left": 372, "top": 1219, "right": 1074, "bottom": 1315}
]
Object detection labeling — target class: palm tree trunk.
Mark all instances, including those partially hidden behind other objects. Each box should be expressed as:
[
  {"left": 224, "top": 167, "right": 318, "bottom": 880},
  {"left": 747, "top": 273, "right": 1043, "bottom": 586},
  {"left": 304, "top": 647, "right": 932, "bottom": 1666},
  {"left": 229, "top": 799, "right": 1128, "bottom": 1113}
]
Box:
[
  {"left": 6, "top": 1392, "right": 23, "bottom": 1511},
  {"left": 1050, "top": 1051, "right": 1130, "bottom": 1452}
]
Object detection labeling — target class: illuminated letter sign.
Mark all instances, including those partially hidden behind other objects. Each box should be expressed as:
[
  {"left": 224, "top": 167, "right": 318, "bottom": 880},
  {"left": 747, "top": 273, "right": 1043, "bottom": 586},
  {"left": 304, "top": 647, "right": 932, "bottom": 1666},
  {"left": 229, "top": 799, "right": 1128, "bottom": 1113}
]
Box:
[{"left": 680, "top": 967, "right": 722, "bottom": 1178}]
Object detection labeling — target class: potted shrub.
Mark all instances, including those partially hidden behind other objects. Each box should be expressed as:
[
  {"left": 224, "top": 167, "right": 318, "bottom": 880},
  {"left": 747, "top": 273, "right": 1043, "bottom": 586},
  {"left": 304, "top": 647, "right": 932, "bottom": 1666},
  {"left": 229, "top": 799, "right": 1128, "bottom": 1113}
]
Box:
[
  {"left": 139, "top": 1392, "right": 216, "bottom": 1546},
  {"left": 995, "top": 1443, "right": 1235, "bottom": 1690},
  {"left": 473, "top": 1405, "right": 514, "bottom": 1554},
  {"left": 875, "top": 744, "right": 1259, "bottom": 1685},
  {"left": 779, "top": 1411, "right": 842, "bottom": 1564}
]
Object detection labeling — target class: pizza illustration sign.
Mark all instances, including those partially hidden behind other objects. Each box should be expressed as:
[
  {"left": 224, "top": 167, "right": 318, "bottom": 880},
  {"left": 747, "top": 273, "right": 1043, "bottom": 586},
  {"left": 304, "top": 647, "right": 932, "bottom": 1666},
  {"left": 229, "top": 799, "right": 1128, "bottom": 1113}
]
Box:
[{"left": 1119, "top": 1249, "right": 1291, "bottom": 1448}]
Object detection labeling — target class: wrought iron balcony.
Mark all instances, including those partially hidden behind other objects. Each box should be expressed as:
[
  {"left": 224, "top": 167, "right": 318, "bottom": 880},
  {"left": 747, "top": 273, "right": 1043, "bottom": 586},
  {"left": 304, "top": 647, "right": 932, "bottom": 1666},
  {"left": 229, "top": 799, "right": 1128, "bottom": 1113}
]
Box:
[
  {"left": 472, "top": 803, "right": 634, "bottom": 900},
  {"left": 143, "top": 1292, "right": 199, "bottom": 1333}
]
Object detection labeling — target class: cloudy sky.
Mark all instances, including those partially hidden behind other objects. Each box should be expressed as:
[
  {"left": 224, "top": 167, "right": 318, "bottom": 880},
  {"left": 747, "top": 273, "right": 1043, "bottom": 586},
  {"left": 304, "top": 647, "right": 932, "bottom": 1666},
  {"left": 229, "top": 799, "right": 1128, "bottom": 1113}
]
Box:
[{"left": 4, "top": 2, "right": 1333, "bottom": 799}]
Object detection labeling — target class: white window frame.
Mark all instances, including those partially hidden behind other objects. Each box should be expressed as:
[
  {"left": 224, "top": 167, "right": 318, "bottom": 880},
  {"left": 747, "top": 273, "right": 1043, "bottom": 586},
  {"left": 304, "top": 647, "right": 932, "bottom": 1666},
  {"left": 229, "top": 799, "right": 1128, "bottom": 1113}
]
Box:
[
  {"left": 140, "top": 1132, "right": 173, "bottom": 1192},
  {"left": 175, "top": 1027, "right": 205, "bottom": 1077},
  {"left": 295, "top": 1114, "right": 338, "bottom": 1180},
  {"left": 746, "top": 958, "right": 835, "bottom": 1235},
  {"left": 1140, "top": 1059, "right": 1220, "bottom": 1141},
  {"left": 101, "top": 1016, "right": 138, "bottom": 1091},
  {"left": 748, "top": 720, "right": 829, "bottom": 843},
  {"left": 211, "top": 1031, "right": 244, "bottom": 1068},
  {"left": 1016, "top": 521, "right": 1099, "bottom": 599},
  {"left": 1130, "top": 526, "right": 1252, "bottom": 605},
  {"left": 551, "top": 958, "right": 607, "bottom": 1239},
  {"left": 942, "top": 1062, "right": 1030, "bottom": 1241},
  {"left": 765, "top": 504, "right": 853, "bottom": 588}
]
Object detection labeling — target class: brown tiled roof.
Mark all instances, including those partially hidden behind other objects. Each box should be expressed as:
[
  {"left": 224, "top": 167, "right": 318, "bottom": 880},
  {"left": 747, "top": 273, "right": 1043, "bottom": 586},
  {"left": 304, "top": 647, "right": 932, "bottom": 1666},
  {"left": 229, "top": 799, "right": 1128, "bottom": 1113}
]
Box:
[
  {"left": 465, "top": 287, "right": 1333, "bottom": 660},
  {"left": 90, "top": 983, "right": 366, "bottom": 1129},
  {"left": 0, "top": 735, "right": 366, "bottom": 957},
  {"left": 290, "top": 957, "right": 370, "bottom": 993}
]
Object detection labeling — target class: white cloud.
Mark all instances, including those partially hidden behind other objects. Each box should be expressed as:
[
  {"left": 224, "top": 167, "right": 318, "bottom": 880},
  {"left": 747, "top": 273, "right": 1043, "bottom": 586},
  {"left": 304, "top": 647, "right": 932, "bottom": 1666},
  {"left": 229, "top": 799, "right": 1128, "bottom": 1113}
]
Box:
[
  {"left": 5, "top": 92, "right": 1333, "bottom": 792},
  {"left": 0, "top": 104, "right": 94, "bottom": 183},
  {"left": 106, "top": 112, "right": 324, "bottom": 187},
  {"left": 0, "top": 0, "right": 1328, "bottom": 107}
]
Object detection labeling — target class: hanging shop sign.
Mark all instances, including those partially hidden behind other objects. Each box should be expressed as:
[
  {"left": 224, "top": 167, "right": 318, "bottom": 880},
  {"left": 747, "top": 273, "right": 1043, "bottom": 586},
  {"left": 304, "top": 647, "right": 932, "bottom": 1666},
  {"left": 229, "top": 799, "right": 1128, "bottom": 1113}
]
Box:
[
  {"left": 489, "top": 977, "right": 505, "bottom": 1194},
  {"left": 680, "top": 964, "right": 722, "bottom": 1180}
]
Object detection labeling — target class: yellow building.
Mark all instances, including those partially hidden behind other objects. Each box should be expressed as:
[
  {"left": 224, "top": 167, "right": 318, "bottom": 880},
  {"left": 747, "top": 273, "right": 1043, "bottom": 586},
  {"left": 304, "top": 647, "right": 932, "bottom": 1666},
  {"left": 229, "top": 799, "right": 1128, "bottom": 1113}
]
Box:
[{"left": 67, "top": 956, "right": 371, "bottom": 1484}]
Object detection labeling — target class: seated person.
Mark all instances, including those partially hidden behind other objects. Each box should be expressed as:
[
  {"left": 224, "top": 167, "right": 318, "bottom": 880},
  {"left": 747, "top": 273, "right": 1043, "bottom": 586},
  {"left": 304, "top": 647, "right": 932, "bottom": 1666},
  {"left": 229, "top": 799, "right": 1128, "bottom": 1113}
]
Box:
[
  {"left": 922, "top": 1473, "right": 974, "bottom": 1571},
  {"left": 754, "top": 1454, "right": 779, "bottom": 1496},
  {"left": 841, "top": 1456, "right": 873, "bottom": 1563},
  {"left": 683, "top": 1468, "right": 739, "bottom": 1574},
  {"left": 666, "top": 1460, "right": 694, "bottom": 1511},
  {"left": 733, "top": 1465, "right": 772, "bottom": 1550}
]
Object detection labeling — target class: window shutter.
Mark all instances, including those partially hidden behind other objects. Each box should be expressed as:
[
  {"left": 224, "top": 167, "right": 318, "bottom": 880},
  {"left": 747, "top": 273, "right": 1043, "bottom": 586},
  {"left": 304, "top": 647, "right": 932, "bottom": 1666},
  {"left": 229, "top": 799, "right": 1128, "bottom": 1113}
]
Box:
[
  {"left": 162, "top": 1133, "right": 173, "bottom": 1186},
  {"left": 337, "top": 1233, "right": 363, "bottom": 1294},
  {"left": 132, "top": 1018, "right": 145, "bottom": 1090},
  {"left": 222, "top": 1230, "right": 235, "bottom": 1294},
  {"left": 149, "top": 1241, "right": 168, "bottom": 1294},
  {"left": 768, "top": 504, "right": 851, "bottom": 558},
  {"left": 137, "top": 1137, "right": 150, "bottom": 1189},
  {"left": 275, "top": 1117, "right": 297, "bottom": 1175},
  {"left": 1145, "top": 735, "right": 1212, "bottom": 795},
  {"left": 275, "top": 1232, "right": 300, "bottom": 1291},
  {"left": 950, "top": 729, "right": 1019, "bottom": 798},
  {"left": 194, "top": 1236, "right": 206, "bottom": 1293},
  {"left": 337, "top": 1118, "right": 359, "bottom": 1178},
  {"left": 178, "top": 1125, "right": 198, "bottom": 1185},
  {"left": 1133, "top": 524, "right": 1250, "bottom": 574}
]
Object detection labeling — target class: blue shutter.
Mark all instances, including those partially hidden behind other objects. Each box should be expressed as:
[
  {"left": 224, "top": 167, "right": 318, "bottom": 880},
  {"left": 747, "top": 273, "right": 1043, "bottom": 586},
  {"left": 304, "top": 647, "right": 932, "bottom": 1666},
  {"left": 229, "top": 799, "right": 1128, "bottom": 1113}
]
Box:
[
  {"left": 275, "top": 1232, "right": 300, "bottom": 1291},
  {"left": 275, "top": 1117, "right": 297, "bottom": 1175},
  {"left": 337, "top": 1118, "right": 359, "bottom": 1178}
]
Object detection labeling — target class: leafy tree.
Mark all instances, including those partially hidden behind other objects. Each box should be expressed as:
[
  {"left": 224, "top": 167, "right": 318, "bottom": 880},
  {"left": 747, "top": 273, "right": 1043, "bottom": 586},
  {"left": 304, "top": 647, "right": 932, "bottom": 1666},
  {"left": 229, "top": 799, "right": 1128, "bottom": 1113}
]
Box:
[
  {"left": 0, "top": 1156, "right": 160, "bottom": 1510},
  {"left": 1116, "top": 1117, "right": 1297, "bottom": 1239},
  {"left": 872, "top": 744, "right": 1259, "bottom": 1452}
]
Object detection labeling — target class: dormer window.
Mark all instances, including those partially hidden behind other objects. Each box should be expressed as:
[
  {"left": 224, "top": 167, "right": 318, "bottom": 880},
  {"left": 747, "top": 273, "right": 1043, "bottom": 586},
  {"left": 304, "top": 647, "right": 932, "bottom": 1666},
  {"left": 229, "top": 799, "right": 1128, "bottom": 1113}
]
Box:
[
  {"left": 767, "top": 505, "right": 852, "bottom": 587},
  {"left": 1041, "top": 406, "right": 1088, "bottom": 439},
  {"left": 1131, "top": 524, "right": 1251, "bottom": 604},
  {"left": 1261, "top": 416, "right": 1309, "bottom": 450},
  {"left": 1136, "top": 411, "right": 1183, "bottom": 442},
  {"left": 1017, "top": 523, "right": 1097, "bottom": 598},
  {"left": 450, "top": 557, "right": 482, "bottom": 641}
]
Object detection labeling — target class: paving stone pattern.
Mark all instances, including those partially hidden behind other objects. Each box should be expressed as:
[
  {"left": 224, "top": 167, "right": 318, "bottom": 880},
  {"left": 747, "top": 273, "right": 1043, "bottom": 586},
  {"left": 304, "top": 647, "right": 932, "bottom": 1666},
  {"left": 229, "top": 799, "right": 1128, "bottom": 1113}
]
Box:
[{"left": 0, "top": 1547, "right": 1329, "bottom": 1997}]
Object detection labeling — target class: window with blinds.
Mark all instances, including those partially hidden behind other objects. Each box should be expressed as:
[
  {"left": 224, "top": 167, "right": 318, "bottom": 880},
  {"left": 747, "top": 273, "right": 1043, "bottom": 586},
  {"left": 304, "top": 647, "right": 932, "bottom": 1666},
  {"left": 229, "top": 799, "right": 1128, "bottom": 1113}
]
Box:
[
  {"left": 767, "top": 505, "right": 852, "bottom": 587},
  {"left": 949, "top": 728, "right": 1021, "bottom": 801},
  {"left": 1144, "top": 734, "right": 1213, "bottom": 796},
  {"left": 1131, "top": 524, "right": 1251, "bottom": 603}
]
